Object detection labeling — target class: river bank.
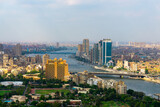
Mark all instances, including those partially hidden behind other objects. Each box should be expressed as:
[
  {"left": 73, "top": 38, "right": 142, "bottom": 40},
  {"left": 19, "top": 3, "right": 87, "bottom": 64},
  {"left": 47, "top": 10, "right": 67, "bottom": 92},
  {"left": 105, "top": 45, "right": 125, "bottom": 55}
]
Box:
[
  {"left": 27, "top": 51, "right": 160, "bottom": 97},
  {"left": 93, "top": 66, "right": 160, "bottom": 84}
]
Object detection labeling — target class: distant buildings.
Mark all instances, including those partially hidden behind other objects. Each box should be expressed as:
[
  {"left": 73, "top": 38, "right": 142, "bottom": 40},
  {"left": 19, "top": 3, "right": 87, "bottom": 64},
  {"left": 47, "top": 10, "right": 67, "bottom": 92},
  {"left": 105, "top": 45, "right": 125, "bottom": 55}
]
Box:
[
  {"left": 0, "top": 44, "right": 4, "bottom": 51},
  {"left": 45, "top": 58, "right": 70, "bottom": 81},
  {"left": 92, "top": 43, "right": 99, "bottom": 64},
  {"left": 3, "top": 54, "right": 9, "bottom": 67},
  {"left": 76, "top": 39, "right": 112, "bottom": 66},
  {"left": 76, "top": 44, "right": 83, "bottom": 57},
  {"left": 56, "top": 42, "right": 59, "bottom": 48},
  {"left": 83, "top": 39, "right": 89, "bottom": 56},
  {"left": 90, "top": 39, "right": 112, "bottom": 66},
  {"left": 42, "top": 54, "right": 50, "bottom": 67},
  {"left": 35, "top": 55, "right": 42, "bottom": 64},
  {"left": 13, "top": 43, "right": 22, "bottom": 56}
]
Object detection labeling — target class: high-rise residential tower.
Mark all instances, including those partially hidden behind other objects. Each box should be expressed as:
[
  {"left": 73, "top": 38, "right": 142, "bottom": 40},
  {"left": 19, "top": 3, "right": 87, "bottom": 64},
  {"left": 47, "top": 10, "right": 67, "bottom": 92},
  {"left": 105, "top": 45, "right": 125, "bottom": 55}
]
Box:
[
  {"left": 45, "top": 58, "right": 70, "bottom": 81},
  {"left": 102, "top": 39, "right": 112, "bottom": 65},
  {"left": 42, "top": 54, "right": 50, "bottom": 66},
  {"left": 35, "top": 55, "right": 42, "bottom": 64},
  {"left": 98, "top": 40, "right": 103, "bottom": 65},
  {"left": 92, "top": 43, "right": 99, "bottom": 64},
  {"left": 76, "top": 44, "right": 83, "bottom": 56},
  {"left": 56, "top": 42, "right": 59, "bottom": 48},
  {"left": 0, "top": 44, "right": 4, "bottom": 51},
  {"left": 78, "top": 44, "right": 83, "bottom": 52},
  {"left": 13, "top": 43, "right": 22, "bottom": 56},
  {"left": 83, "top": 39, "right": 89, "bottom": 56},
  {"left": 3, "top": 54, "right": 9, "bottom": 67}
]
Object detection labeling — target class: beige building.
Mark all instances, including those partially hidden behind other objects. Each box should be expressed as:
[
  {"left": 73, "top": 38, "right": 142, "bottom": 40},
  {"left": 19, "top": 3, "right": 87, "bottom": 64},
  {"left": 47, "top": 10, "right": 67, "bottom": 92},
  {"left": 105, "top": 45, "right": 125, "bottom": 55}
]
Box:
[
  {"left": 83, "top": 39, "right": 89, "bottom": 56},
  {"left": 129, "top": 62, "right": 137, "bottom": 71},
  {"left": 116, "top": 60, "right": 123, "bottom": 68},
  {"left": 116, "top": 81, "right": 127, "bottom": 94},
  {"left": 76, "top": 44, "right": 83, "bottom": 56},
  {"left": 45, "top": 58, "right": 70, "bottom": 81},
  {"left": 42, "top": 54, "right": 50, "bottom": 67},
  {"left": 3, "top": 54, "right": 9, "bottom": 67},
  {"left": 10, "top": 95, "right": 27, "bottom": 102}
]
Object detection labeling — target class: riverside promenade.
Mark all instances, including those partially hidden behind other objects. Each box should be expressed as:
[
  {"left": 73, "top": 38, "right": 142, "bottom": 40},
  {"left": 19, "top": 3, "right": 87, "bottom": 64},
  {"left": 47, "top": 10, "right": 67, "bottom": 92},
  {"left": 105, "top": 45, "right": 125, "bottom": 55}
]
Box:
[{"left": 93, "top": 66, "right": 160, "bottom": 84}]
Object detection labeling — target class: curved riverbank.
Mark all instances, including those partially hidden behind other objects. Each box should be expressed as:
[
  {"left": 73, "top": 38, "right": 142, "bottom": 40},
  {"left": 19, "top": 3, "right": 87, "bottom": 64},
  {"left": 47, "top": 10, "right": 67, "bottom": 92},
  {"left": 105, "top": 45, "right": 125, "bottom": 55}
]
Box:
[
  {"left": 93, "top": 66, "right": 160, "bottom": 84},
  {"left": 27, "top": 49, "right": 160, "bottom": 97}
]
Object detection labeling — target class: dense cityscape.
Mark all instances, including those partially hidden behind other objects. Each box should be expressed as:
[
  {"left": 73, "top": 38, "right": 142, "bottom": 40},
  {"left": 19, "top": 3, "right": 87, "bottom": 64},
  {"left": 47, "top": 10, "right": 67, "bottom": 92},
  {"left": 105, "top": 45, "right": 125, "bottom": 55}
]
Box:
[
  {"left": 0, "top": 39, "right": 158, "bottom": 107},
  {"left": 1, "top": 0, "right": 160, "bottom": 107}
]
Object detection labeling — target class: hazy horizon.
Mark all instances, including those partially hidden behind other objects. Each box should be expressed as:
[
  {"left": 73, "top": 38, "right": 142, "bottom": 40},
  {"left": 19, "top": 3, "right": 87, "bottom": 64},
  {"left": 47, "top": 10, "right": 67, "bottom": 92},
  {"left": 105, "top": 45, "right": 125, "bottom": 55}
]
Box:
[{"left": 0, "top": 0, "right": 160, "bottom": 42}]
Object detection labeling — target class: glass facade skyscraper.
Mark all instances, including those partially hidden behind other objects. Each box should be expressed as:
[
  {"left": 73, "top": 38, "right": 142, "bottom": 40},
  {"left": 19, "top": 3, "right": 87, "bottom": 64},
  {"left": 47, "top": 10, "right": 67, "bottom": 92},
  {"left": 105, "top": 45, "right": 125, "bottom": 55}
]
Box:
[{"left": 102, "top": 39, "right": 112, "bottom": 65}]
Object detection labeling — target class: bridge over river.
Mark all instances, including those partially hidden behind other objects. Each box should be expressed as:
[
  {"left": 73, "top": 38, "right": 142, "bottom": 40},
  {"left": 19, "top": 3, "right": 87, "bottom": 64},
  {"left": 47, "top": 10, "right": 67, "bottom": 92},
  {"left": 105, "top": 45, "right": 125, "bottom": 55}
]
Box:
[{"left": 89, "top": 72, "right": 147, "bottom": 78}]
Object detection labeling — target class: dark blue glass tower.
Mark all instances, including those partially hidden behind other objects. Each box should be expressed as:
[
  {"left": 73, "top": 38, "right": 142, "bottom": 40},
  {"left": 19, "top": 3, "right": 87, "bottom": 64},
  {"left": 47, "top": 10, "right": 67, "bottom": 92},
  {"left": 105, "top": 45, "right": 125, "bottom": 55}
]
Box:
[{"left": 102, "top": 39, "right": 112, "bottom": 65}]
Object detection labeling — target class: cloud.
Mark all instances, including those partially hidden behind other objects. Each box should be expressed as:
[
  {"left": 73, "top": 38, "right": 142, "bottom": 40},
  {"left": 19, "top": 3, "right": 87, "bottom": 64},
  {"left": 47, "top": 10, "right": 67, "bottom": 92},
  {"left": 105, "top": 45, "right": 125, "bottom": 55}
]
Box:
[
  {"left": 63, "top": 0, "right": 82, "bottom": 6},
  {"left": 124, "top": 11, "right": 145, "bottom": 17}
]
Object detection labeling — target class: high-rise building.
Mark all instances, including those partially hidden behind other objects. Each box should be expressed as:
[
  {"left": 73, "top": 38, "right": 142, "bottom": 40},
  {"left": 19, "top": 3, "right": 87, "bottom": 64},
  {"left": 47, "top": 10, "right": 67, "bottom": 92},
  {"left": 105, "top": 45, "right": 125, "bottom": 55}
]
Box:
[
  {"left": 13, "top": 43, "right": 22, "bottom": 56},
  {"left": 3, "top": 54, "right": 9, "bottom": 67},
  {"left": 102, "top": 39, "right": 112, "bottom": 65},
  {"left": 35, "top": 55, "right": 42, "bottom": 64},
  {"left": 9, "top": 58, "right": 14, "bottom": 66},
  {"left": 45, "top": 58, "right": 70, "bottom": 81},
  {"left": 89, "top": 48, "right": 93, "bottom": 64},
  {"left": 78, "top": 44, "right": 83, "bottom": 53},
  {"left": 92, "top": 43, "right": 99, "bottom": 64},
  {"left": 76, "top": 44, "right": 83, "bottom": 56},
  {"left": 56, "top": 42, "right": 59, "bottom": 48},
  {"left": 98, "top": 40, "right": 102, "bottom": 65},
  {"left": 42, "top": 54, "right": 50, "bottom": 66},
  {"left": 83, "top": 39, "right": 89, "bottom": 56},
  {"left": 0, "top": 44, "right": 4, "bottom": 51}
]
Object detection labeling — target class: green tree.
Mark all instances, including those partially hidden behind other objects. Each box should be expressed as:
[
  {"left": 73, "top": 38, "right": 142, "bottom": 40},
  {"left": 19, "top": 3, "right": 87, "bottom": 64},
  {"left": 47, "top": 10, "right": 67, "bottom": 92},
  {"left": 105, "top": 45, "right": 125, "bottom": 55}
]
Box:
[
  {"left": 127, "top": 89, "right": 134, "bottom": 95},
  {"left": 37, "top": 102, "right": 50, "bottom": 107},
  {"left": 39, "top": 95, "right": 45, "bottom": 101},
  {"left": 145, "top": 68, "right": 149, "bottom": 74},
  {"left": 52, "top": 102, "right": 61, "bottom": 107},
  {"left": 31, "top": 101, "right": 38, "bottom": 106}
]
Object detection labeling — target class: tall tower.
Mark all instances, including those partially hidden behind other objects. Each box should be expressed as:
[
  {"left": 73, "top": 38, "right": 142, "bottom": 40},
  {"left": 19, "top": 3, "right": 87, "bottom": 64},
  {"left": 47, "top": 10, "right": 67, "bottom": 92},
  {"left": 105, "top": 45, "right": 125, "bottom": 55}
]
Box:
[
  {"left": 56, "top": 42, "right": 59, "bottom": 48},
  {"left": 77, "top": 44, "right": 83, "bottom": 56},
  {"left": 98, "top": 40, "right": 102, "bottom": 65},
  {"left": 102, "top": 39, "right": 112, "bottom": 65},
  {"left": 0, "top": 44, "right": 3, "bottom": 51},
  {"left": 14, "top": 43, "right": 22, "bottom": 56},
  {"left": 3, "top": 54, "right": 9, "bottom": 67},
  {"left": 45, "top": 58, "right": 57, "bottom": 79},
  {"left": 92, "top": 43, "right": 99, "bottom": 64},
  {"left": 42, "top": 54, "right": 50, "bottom": 66},
  {"left": 83, "top": 39, "right": 89, "bottom": 56},
  {"left": 78, "top": 44, "right": 83, "bottom": 53},
  {"left": 35, "top": 55, "right": 42, "bottom": 64}
]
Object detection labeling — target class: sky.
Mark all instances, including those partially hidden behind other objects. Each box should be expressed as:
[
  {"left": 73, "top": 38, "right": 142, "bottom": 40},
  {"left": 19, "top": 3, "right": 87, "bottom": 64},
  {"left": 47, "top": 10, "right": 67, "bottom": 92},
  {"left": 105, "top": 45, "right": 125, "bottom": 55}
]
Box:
[{"left": 0, "top": 0, "right": 160, "bottom": 43}]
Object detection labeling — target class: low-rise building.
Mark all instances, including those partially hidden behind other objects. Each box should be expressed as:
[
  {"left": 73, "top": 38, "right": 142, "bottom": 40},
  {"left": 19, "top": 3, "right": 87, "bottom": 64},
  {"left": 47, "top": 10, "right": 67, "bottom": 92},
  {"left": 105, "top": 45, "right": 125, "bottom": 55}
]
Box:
[
  {"left": 23, "top": 73, "right": 40, "bottom": 80},
  {"left": 73, "top": 86, "right": 90, "bottom": 94},
  {"left": 72, "top": 71, "right": 94, "bottom": 85},
  {"left": 10, "top": 95, "right": 27, "bottom": 102},
  {"left": 0, "top": 81, "right": 23, "bottom": 86}
]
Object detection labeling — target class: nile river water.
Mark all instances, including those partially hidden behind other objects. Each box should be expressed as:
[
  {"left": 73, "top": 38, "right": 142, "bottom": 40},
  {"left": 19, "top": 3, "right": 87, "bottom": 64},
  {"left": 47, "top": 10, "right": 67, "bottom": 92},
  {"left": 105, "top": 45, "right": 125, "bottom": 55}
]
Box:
[{"left": 28, "top": 49, "right": 160, "bottom": 97}]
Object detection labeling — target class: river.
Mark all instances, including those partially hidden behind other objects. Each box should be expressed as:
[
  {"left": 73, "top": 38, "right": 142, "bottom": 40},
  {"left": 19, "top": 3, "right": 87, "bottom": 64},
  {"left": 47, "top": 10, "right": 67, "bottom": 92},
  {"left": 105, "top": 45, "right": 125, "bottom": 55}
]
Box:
[{"left": 27, "top": 49, "right": 160, "bottom": 97}]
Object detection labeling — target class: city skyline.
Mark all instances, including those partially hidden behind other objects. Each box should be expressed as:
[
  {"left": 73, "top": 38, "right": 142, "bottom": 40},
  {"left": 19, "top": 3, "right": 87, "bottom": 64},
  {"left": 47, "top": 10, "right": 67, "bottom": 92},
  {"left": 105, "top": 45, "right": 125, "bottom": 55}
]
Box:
[{"left": 0, "top": 0, "right": 160, "bottom": 42}]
